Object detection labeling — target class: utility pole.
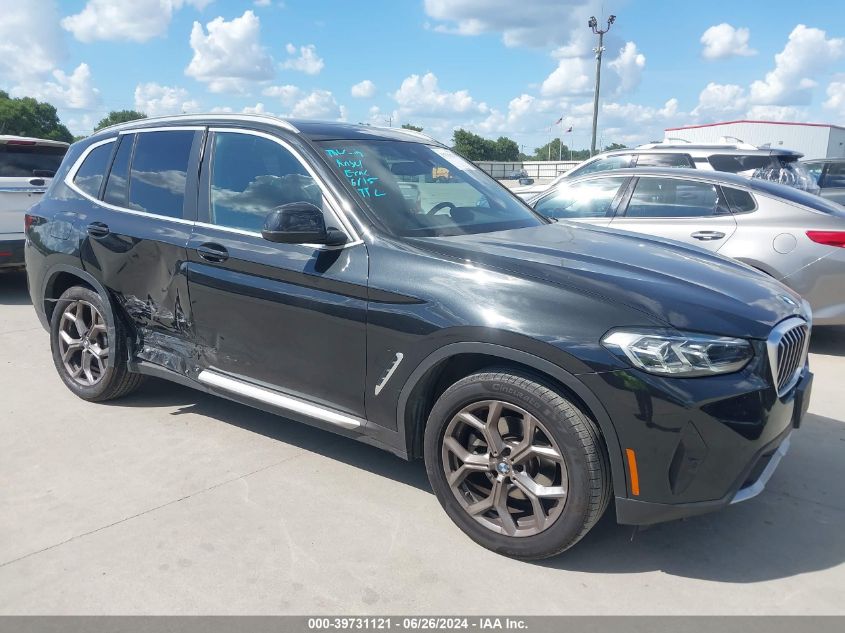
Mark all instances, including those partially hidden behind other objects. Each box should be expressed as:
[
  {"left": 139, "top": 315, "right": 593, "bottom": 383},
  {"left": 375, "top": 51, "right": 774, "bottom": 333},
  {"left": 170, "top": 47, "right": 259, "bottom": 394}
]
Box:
[{"left": 588, "top": 14, "right": 615, "bottom": 157}]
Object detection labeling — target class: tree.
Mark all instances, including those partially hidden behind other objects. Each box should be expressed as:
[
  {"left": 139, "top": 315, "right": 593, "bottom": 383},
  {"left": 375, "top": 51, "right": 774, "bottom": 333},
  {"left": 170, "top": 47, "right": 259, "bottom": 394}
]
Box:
[
  {"left": 604, "top": 142, "right": 627, "bottom": 151},
  {"left": 95, "top": 110, "right": 146, "bottom": 131},
  {"left": 0, "top": 91, "right": 73, "bottom": 143},
  {"left": 530, "top": 139, "right": 591, "bottom": 162},
  {"left": 401, "top": 123, "right": 423, "bottom": 132},
  {"left": 452, "top": 129, "right": 521, "bottom": 161}
]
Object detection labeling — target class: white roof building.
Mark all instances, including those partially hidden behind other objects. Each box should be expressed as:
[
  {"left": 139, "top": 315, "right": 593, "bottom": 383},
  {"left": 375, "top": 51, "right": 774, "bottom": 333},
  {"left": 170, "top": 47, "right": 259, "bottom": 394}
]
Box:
[{"left": 664, "top": 120, "right": 845, "bottom": 160}]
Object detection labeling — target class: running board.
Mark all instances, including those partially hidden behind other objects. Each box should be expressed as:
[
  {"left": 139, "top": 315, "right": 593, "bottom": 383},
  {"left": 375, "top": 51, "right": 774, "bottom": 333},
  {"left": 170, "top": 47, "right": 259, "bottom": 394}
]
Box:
[{"left": 197, "top": 370, "right": 364, "bottom": 430}]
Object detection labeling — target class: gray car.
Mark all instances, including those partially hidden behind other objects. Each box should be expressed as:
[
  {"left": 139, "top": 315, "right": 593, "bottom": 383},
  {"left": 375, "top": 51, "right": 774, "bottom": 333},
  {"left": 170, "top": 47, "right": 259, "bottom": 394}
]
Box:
[
  {"left": 528, "top": 167, "right": 845, "bottom": 325},
  {"left": 803, "top": 158, "right": 845, "bottom": 205}
]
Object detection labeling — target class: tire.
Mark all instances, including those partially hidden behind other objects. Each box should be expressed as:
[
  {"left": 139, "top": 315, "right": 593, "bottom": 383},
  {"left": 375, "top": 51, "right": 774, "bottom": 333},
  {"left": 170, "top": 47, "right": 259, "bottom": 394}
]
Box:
[
  {"left": 50, "top": 285, "right": 144, "bottom": 402},
  {"left": 424, "top": 369, "right": 610, "bottom": 560}
]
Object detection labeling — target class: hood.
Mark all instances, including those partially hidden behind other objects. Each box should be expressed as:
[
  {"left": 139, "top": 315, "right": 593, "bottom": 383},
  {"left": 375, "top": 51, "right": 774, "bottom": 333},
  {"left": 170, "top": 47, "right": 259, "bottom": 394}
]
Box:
[{"left": 414, "top": 223, "right": 806, "bottom": 339}]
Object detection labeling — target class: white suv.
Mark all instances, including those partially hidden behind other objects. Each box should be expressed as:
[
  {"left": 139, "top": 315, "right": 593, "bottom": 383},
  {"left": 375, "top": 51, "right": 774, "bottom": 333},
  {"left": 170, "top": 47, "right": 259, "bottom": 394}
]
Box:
[
  {"left": 513, "top": 139, "right": 819, "bottom": 199},
  {"left": 1, "top": 135, "right": 69, "bottom": 270}
]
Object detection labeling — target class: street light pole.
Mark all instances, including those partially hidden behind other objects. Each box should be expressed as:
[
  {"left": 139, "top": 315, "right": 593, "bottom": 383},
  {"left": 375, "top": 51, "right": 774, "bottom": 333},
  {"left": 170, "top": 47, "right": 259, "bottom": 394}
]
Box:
[{"left": 588, "top": 14, "right": 615, "bottom": 157}]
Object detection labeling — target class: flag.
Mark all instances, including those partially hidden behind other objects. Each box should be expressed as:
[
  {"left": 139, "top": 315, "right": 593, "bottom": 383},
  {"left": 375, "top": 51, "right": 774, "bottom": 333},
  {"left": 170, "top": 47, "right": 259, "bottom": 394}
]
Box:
[
  {"left": 565, "top": 126, "right": 573, "bottom": 133},
  {"left": 553, "top": 116, "right": 563, "bottom": 125}
]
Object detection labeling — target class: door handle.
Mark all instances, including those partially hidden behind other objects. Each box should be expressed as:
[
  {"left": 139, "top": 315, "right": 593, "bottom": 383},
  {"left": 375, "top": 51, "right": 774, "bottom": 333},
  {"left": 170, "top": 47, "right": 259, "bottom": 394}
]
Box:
[
  {"left": 690, "top": 231, "right": 726, "bottom": 241},
  {"left": 86, "top": 222, "right": 110, "bottom": 238},
  {"left": 28, "top": 178, "right": 46, "bottom": 187},
  {"left": 196, "top": 243, "right": 229, "bottom": 263}
]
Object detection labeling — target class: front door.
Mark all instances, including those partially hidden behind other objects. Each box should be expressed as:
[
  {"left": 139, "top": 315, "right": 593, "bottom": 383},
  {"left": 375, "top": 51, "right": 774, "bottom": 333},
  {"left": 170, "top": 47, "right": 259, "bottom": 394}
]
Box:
[
  {"left": 186, "top": 129, "right": 368, "bottom": 418},
  {"left": 610, "top": 176, "right": 737, "bottom": 252}
]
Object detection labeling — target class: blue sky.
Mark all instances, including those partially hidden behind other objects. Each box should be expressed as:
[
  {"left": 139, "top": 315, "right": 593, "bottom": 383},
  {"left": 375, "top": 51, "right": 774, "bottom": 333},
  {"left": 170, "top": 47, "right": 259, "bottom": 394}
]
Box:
[{"left": 1, "top": 0, "right": 844, "bottom": 151}]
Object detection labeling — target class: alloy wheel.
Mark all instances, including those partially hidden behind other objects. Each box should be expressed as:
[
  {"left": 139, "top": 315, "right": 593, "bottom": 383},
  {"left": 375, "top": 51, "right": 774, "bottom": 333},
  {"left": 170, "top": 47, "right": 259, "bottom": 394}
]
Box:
[
  {"left": 58, "top": 300, "right": 109, "bottom": 386},
  {"left": 441, "top": 400, "right": 568, "bottom": 537}
]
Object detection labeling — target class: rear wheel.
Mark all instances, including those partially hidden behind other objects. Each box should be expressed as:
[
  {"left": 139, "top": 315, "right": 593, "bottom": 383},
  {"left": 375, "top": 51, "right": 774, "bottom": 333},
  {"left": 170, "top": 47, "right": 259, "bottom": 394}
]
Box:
[
  {"left": 424, "top": 370, "right": 610, "bottom": 559},
  {"left": 50, "top": 286, "right": 144, "bottom": 402}
]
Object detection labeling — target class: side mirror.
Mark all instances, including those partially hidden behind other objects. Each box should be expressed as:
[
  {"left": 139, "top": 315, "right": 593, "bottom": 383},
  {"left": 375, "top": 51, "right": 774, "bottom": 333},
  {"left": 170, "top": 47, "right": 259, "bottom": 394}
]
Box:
[{"left": 261, "top": 202, "right": 348, "bottom": 246}]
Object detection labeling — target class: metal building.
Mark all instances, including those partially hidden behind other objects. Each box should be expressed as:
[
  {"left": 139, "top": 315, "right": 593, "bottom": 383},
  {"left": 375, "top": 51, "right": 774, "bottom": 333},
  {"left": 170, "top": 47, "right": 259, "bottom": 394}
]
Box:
[{"left": 664, "top": 120, "right": 845, "bottom": 159}]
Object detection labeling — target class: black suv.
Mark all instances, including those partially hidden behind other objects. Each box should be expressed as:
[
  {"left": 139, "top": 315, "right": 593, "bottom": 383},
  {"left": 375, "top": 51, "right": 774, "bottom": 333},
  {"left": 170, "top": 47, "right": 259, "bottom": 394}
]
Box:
[{"left": 26, "top": 115, "right": 813, "bottom": 559}]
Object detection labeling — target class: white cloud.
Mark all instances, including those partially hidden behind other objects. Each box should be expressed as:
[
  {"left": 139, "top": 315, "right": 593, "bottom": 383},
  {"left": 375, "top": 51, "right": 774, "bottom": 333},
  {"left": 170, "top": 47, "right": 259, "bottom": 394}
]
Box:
[
  {"left": 700, "top": 24, "right": 757, "bottom": 60},
  {"left": 541, "top": 41, "right": 645, "bottom": 98},
  {"left": 10, "top": 63, "right": 100, "bottom": 110},
  {"left": 185, "top": 10, "right": 275, "bottom": 93},
  {"left": 254, "top": 0, "right": 272, "bottom": 5},
  {"left": 134, "top": 82, "right": 200, "bottom": 116},
  {"left": 691, "top": 82, "right": 748, "bottom": 119},
  {"left": 351, "top": 80, "right": 376, "bottom": 99},
  {"left": 242, "top": 102, "right": 270, "bottom": 115},
  {"left": 393, "top": 72, "right": 488, "bottom": 117},
  {"left": 288, "top": 90, "right": 343, "bottom": 120},
  {"left": 745, "top": 105, "right": 808, "bottom": 121},
  {"left": 424, "top": 0, "right": 603, "bottom": 49},
  {"left": 749, "top": 25, "right": 845, "bottom": 105},
  {"left": 281, "top": 44, "right": 324, "bottom": 75},
  {"left": 0, "top": 0, "right": 65, "bottom": 82},
  {"left": 607, "top": 42, "right": 646, "bottom": 95},
  {"left": 540, "top": 57, "right": 593, "bottom": 97},
  {"left": 262, "top": 84, "right": 301, "bottom": 105},
  {"left": 62, "top": 0, "right": 211, "bottom": 43},
  {"left": 823, "top": 80, "right": 845, "bottom": 117}
]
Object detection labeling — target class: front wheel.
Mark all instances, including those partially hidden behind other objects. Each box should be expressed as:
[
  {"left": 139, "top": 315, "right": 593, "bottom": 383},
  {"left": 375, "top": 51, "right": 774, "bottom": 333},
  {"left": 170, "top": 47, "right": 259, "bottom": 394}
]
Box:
[{"left": 424, "top": 370, "right": 610, "bottom": 559}]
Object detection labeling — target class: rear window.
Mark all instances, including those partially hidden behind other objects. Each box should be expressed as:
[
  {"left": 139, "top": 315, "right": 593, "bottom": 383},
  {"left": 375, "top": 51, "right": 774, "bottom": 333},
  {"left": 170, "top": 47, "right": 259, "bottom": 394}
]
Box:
[
  {"left": 104, "top": 134, "right": 133, "bottom": 207},
  {"left": 708, "top": 154, "right": 777, "bottom": 173},
  {"left": 126, "top": 131, "right": 194, "bottom": 218},
  {"left": 751, "top": 179, "right": 845, "bottom": 216},
  {"left": 635, "top": 153, "right": 694, "bottom": 168},
  {"left": 0, "top": 143, "right": 66, "bottom": 178},
  {"left": 73, "top": 142, "right": 114, "bottom": 198}
]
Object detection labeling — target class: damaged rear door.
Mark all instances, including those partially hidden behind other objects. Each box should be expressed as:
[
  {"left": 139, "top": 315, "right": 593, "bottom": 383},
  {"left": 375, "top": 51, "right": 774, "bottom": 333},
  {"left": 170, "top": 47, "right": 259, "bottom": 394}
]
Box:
[{"left": 80, "top": 127, "right": 204, "bottom": 370}]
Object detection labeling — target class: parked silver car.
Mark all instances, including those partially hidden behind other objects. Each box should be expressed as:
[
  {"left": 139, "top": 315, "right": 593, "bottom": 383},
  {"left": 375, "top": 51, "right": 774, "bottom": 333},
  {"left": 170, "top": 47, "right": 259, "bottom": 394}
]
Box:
[
  {"left": 803, "top": 158, "right": 845, "bottom": 205},
  {"left": 514, "top": 139, "right": 819, "bottom": 199},
  {"left": 528, "top": 167, "right": 845, "bottom": 325}
]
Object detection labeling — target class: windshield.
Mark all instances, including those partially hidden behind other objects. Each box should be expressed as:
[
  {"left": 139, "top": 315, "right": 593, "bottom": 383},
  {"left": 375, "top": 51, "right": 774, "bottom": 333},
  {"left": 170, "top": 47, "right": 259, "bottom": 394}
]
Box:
[{"left": 316, "top": 140, "right": 545, "bottom": 237}]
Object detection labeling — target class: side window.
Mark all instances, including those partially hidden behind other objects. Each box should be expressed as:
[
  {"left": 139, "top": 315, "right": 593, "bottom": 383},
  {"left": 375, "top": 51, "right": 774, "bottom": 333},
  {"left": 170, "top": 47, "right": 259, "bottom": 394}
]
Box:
[
  {"left": 822, "top": 163, "right": 845, "bottom": 188},
  {"left": 803, "top": 162, "right": 823, "bottom": 185},
  {"left": 103, "top": 134, "right": 133, "bottom": 207},
  {"left": 534, "top": 177, "right": 627, "bottom": 219},
  {"left": 635, "top": 153, "right": 693, "bottom": 168},
  {"left": 625, "top": 178, "right": 727, "bottom": 218},
  {"left": 73, "top": 142, "right": 114, "bottom": 198},
  {"left": 722, "top": 187, "right": 757, "bottom": 213},
  {"left": 208, "top": 132, "right": 322, "bottom": 233},
  {"left": 127, "top": 130, "right": 194, "bottom": 217},
  {"left": 569, "top": 154, "right": 633, "bottom": 178}
]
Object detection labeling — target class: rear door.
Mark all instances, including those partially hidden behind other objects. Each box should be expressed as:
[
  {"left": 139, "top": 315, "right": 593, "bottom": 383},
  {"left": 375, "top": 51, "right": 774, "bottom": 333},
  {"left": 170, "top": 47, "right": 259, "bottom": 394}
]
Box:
[
  {"left": 0, "top": 139, "right": 67, "bottom": 240},
  {"left": 610, "top": 175, "right": 737, "bottom": 252},
  {"left": 74, "top": 127, "right": 202, "bottom": 360},
  {"left": 532, "top": 176, "right": 630, "bottom": 227}
]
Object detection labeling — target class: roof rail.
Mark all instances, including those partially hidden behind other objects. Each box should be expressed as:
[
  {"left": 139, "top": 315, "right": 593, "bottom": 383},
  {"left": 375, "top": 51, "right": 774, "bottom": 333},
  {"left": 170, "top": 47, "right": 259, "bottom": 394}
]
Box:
[{"left": 94, "top": 112, "right": 300, "bottom": 135}]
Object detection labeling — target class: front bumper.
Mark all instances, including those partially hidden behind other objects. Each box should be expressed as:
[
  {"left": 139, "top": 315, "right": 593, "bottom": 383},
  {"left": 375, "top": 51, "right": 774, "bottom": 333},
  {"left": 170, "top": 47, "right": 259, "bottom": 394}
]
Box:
[
  {"left": 581, "top": 360, "right": 813, "bottom": 526},
  {"left": 0, "top": 237, "right": 25, "bottom": 269}
]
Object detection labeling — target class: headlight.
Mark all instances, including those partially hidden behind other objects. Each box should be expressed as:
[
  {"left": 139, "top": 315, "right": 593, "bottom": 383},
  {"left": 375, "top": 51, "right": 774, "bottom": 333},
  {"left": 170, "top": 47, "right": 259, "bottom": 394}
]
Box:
[{"left": 602, "top": 329, "right": 753, "bottom": 377}]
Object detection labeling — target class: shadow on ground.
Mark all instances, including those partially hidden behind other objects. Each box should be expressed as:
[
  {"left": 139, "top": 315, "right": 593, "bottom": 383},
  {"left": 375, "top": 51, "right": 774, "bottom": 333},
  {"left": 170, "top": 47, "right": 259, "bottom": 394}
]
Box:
[
  {"left": 810, "top": 326, "right": 845, "bottom": 357},
  {"left": 0, "top": 271, "right": 31, "bottom": 306},
  {"left": 109, "top": 378, "right": 845, "bottom": 584}
]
